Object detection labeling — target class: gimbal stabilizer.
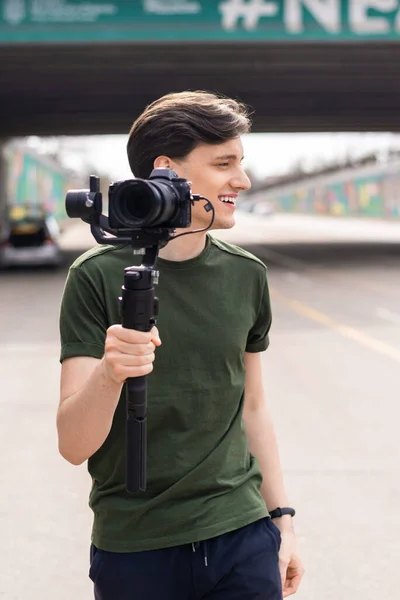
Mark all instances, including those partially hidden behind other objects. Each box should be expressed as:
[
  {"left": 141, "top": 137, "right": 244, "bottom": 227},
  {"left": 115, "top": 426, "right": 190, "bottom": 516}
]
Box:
[{"left": 66, "top": 170, "right": 213, "bottom": 492}]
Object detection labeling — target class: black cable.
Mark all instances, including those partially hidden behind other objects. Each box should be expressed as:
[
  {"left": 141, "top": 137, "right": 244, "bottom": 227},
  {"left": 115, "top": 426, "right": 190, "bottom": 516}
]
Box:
[{"left": 169, "top": 195, "right": 215, "bottom": 241}]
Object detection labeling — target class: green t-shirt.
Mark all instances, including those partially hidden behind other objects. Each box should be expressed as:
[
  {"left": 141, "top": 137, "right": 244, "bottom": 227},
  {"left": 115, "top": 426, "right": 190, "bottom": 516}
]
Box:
[{"left": 59, "top": 233, "right": 272, "bottom": 552}]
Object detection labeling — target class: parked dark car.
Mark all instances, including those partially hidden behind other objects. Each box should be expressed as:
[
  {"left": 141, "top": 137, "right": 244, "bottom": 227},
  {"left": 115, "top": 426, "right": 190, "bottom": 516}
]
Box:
[{"left": 0, "top": 216, "right": 63, "bottom": 268}]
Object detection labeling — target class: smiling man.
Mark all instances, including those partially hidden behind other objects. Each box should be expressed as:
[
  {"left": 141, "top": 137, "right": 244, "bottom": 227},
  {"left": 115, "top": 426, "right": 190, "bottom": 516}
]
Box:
[{"left": 57, "top": 90, "right": 304, "bottom": 599}]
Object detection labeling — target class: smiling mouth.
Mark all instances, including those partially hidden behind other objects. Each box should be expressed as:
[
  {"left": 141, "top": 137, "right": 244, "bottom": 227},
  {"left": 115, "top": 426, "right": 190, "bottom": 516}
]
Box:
[{"left": 218, "top": 196, "right": 236, "bottom": 205}]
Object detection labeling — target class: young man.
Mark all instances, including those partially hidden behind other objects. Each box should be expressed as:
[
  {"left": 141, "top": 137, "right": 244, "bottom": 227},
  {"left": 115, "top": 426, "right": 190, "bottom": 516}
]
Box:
[{"left": 57, "top": 91, "right": 304, "bottom": 599}]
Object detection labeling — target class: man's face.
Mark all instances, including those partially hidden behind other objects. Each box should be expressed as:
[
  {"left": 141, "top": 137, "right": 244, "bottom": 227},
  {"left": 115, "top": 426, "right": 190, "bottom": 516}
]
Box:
[{"left": 165, "top": 137, "right": 251, "bottom": 231}]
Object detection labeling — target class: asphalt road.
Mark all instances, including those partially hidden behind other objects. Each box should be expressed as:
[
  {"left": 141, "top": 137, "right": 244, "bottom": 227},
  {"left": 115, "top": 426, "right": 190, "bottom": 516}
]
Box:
[{"left": 0, "top": 212, "right": 399, "bottom": 600}]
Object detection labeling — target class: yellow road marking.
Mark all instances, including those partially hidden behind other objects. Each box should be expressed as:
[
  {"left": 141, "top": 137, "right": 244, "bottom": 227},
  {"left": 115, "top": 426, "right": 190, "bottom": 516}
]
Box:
[{"left": 270, "top": 288, "right": 400, "bottom": 364}]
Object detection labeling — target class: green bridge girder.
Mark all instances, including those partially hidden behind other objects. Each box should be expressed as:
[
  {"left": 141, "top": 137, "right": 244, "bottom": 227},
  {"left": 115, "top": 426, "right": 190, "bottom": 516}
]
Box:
[{"left": 1, "top": 1, "right": 400, "bottom": 135}]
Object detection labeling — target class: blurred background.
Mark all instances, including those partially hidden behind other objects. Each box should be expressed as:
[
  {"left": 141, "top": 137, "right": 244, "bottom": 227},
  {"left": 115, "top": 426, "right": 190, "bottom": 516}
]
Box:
[{"left": 0, "top": 1, "right": 399, "bottom": 599}]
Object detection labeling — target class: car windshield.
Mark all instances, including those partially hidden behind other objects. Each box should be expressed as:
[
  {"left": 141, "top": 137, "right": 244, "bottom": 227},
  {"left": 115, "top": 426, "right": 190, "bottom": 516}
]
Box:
[{"left": 9, "top": 221, "right": 47, "bottom": 248}]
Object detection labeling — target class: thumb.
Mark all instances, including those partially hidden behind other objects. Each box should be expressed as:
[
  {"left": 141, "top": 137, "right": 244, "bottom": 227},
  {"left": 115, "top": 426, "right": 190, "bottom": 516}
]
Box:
[{"left": 151, "top": 326, "right": 162, "bottom": 346}]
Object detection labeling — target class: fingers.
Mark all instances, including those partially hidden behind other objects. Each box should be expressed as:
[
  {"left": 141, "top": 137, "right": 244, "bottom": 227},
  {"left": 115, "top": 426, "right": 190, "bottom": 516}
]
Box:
[
  {"left": 104, "top": 325, "right": 161, "bottom": 384},
  {"left": 108, "top": 351, "right": 156, "bottom": 367},
  {"left": 283, "top": 573, "right": 302, "bottom": 597},
  {"left": 108, "top": 324, "right": 161, "bottom": 346},
  {"left": 280, "top": 562, "right": 288, "bottom": 594},
  {"left": 281, "top": 559, "right": 305, "bottom": 597},
  {"left": 106, "top": 360, "right": 155, "bottom": 383},
  {"left": 105, "top": 338, "right": 156, "bottom": 356}
]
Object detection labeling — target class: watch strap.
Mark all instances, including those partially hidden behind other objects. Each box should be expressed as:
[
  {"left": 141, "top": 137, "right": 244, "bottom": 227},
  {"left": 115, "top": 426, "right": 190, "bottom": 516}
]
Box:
[{"left": 269, "top": 507, "right": 296, "bottom": 519}]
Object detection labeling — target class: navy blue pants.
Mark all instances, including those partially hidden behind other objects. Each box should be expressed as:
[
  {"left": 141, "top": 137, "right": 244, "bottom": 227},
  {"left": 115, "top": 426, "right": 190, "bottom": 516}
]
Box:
[{"left": 89, "top": 517, "right": 282, "bottom": 599}]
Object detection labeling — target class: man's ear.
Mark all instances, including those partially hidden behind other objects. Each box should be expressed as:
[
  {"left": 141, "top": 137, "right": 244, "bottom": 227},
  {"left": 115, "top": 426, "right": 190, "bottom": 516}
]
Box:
[{"left": 153, "top": 156, "right": 171, "bottom": 169}]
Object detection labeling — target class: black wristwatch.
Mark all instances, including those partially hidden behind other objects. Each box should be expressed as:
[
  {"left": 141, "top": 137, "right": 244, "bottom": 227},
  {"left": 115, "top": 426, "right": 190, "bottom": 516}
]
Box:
[{"left": 269, "top": 507, "right": 296, "bottom": 519}]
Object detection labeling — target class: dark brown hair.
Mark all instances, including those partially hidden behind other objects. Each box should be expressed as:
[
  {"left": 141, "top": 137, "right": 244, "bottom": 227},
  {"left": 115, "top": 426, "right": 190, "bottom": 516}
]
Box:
[{"left": 127, "top": 90, "right": 252, "bottom": 178}]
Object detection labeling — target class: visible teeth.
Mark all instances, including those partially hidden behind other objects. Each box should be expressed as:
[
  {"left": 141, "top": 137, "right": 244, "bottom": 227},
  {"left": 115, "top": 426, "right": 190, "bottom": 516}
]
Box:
[{"left": 219, "top": 196, "right": 236, "bottom": 204}]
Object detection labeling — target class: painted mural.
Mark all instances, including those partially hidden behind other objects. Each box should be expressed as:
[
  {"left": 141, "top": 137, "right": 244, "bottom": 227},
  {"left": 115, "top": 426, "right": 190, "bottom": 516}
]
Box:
[
  {"left": 4, "top": 144, "right": 70, "bottom": 222},
  {"left": 269, "top": 168, "right": 400, "bottom": 219}
]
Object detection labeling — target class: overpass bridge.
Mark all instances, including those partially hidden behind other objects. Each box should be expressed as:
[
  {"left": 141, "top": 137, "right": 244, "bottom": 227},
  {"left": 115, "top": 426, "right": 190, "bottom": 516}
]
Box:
[{"left": 1, "top": 0, "right": 400, "bottom": 136}]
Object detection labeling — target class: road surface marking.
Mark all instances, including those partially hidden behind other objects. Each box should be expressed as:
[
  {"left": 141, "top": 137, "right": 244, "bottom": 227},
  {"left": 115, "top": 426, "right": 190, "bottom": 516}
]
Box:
[{"left": 270, "top": 288, "right": 400, "bottom": 364}]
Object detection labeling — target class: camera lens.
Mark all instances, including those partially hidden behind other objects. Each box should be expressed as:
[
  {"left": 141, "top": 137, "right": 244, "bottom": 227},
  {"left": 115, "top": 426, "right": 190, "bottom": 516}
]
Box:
[
  {"left": 111, "top": 180, "right": 178, "bottom": 228},
  {"left": 65, "top": 190, "right": 93, "bottom": 219},
  {"left": 119, "top": 182, "right": 158, "bottom": 225}
]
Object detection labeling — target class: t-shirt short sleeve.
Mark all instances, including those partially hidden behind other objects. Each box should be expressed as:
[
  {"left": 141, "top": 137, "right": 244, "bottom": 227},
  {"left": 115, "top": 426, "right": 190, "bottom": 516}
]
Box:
[
  {"left": 245, "top": 268, "right": 272, "bottom": 353},
  {"left": 59, "top": 266, "right": 108, "bottom": 362}
]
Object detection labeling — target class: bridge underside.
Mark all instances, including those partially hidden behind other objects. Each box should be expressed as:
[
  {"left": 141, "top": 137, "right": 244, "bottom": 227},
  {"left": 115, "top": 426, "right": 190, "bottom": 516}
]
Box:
[{"left": 1, "top": 42, "right": 400, "bottom": 136}]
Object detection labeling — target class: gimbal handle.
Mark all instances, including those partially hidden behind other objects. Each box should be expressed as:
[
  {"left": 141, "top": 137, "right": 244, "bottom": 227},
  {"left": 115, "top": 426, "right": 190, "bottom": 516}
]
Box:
[{"left": 120, "top": 247, "right": 159, "bottom": 493}]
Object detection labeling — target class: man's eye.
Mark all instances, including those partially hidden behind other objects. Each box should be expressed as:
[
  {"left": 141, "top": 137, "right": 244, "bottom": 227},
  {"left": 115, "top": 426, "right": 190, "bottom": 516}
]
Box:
[{"left": 217, "top": 162, "right": 229, "bottom": 167}]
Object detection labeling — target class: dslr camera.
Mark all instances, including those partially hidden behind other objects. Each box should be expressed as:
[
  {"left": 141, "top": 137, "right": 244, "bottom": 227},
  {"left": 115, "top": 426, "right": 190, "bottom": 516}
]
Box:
[
  {"left": 65, "top": 168, "right": 206, "bottom": 249},
  {"left": 107, "top": 168, "right": 192, "bottom": 230}
]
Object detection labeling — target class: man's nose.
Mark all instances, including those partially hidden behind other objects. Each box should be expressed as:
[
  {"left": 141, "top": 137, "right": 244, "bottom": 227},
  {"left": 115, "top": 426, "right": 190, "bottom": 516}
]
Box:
[{"left": 231, "top": 170, "right": 251, "bottom": 191}]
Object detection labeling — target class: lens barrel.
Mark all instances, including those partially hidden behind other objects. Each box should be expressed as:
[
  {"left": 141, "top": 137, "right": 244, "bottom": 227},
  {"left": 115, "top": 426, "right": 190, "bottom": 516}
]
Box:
[
  {"left": 109, "top": 179, "right": 179, "bottom": 228},
  {"left": 65, "top": 190, "right": 93, "bottom": 219}
]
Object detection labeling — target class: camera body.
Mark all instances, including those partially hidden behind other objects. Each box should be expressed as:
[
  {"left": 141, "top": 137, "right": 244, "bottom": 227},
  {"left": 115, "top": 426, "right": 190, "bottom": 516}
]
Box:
[
  {"left": 108, "top": 168, "right": 192, "bottom": 230},
  {"left": 65, "top": 167, "right": 211, "bottom": 250}
]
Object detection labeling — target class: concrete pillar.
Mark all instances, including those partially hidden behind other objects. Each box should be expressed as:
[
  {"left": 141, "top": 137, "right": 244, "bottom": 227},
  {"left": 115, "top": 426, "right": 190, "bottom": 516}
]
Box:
[{"left": 0, "top": 140, "right": 9, "bottom": 243}]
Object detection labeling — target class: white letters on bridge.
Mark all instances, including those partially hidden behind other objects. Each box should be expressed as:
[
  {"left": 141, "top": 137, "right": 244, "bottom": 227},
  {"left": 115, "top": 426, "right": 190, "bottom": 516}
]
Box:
[
  {"left": 219, "top": 0, "right": 400, "bottom": 35},
  {"left": 2, "top": 0, "right": 400, "bottom": 38},
  {"left": 285, "top": 0, "right": 340, "bottom": 34},
  {"left": 350, "top": 0, "right": 398, "bottom": 34},
  {"left": 219, "top": 0, "right": 279, "bottom": 30}
]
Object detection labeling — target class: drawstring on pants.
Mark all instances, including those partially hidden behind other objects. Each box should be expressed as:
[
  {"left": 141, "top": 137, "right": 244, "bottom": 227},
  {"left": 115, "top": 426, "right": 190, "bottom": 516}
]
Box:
[{"left": 191, "top": 540, "right": 208, "bottom": 567}]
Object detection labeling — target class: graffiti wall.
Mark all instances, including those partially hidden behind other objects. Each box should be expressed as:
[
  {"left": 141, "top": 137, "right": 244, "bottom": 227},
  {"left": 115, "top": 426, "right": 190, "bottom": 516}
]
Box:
[
  {"left": 266, "top": 166, "right": 400, "bottom": 219},
  {"left": 4, "top": 144, "right": 70, "bottom": 223}
]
